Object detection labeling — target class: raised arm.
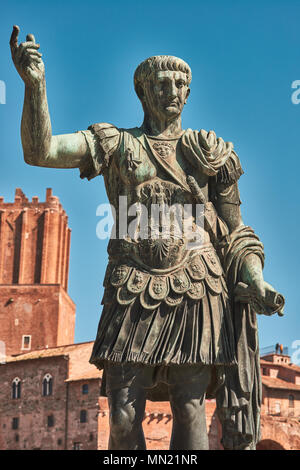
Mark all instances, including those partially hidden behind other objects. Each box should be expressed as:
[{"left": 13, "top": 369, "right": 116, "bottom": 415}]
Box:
[{"left": 10, "top": 25, "right": 89, "bottom": 168}]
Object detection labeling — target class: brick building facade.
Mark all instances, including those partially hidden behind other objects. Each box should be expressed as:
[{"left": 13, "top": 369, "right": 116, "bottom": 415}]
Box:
[
  {"left": 0, "top": 188, "right": 75, "bottom": 357},
  {"left": 0, "top": 342, "right": 100, "bottom": 450},
  {"left": 0, "top": 189, "right": 299, "bottom": 450}
]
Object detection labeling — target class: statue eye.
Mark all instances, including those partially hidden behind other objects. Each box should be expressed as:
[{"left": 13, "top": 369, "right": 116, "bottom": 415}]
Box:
[{"left": 176, "top": 80, "right": 185, "bottom": 88}]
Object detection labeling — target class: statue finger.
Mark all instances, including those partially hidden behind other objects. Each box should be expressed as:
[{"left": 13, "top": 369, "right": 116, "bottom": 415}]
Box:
[
  {"left": 20, "top": 52, "right": 42, "bottom": 67},
  {"left": 10, "top": 25, "right": 20, "bottom": 52},
  {"left": 18, "top": 42, "right": 40, "bottom": 52},
  {"left": 26, "top": 49, "right": 42, "bottom": 57},
  {"left": 16, "top": 45, "right": 41, "bottom": 64},
  {"left": 26, "top": 33, "right": 36, "bottom": 43}
]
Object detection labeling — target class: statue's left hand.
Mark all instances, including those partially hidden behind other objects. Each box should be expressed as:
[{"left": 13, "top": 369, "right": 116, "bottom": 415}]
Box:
[{"left": 235, "top": 279, "right": 285, "bottom": 317}]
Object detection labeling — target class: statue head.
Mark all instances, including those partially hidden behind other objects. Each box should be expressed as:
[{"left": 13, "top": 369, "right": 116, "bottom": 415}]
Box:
[{"left": 134, "top": 55, "right": 192, "bottom": 121}]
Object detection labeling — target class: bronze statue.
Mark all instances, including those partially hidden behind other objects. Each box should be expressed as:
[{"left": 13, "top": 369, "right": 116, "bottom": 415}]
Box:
[{"left": 10, "top": 25, "right": 284, "bottom": 450}]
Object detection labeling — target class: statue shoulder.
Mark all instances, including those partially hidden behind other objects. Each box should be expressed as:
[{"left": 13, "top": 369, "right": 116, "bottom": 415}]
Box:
[
  {"left": 88, "top": 122, "right": 121, "bottom": 149},
  {"left": 182, "top": 128, "right": 242, "bottom": 182},
  {"left": 79, "top": 123, "right": 121, "bottom": 180},
  {"left": 183, "top": 128, "right": 234, "bottom": 157}
]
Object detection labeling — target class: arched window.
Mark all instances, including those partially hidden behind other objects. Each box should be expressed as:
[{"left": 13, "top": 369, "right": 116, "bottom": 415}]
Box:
[
  {"left": 289, "top": 394, "right": 294, "bottom": 408},
  {"left": 42, "top": 374, "right": 53, "bottom": 396},
  {"left": 12, "top": 378, "right": 21, "bottom": 399}
]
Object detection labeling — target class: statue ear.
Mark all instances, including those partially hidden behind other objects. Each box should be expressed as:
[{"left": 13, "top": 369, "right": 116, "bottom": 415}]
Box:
[
  {"left": 135, "top": 83, "right": 145, "bottom": 102},
  {"left": 185, "top": 88, "right": 190, "bottom": 104}
]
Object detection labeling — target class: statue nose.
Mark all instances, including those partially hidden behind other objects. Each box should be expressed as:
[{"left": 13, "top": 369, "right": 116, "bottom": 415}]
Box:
[{"left": 167, "top": 82, "right": 177, "bottom": 98}]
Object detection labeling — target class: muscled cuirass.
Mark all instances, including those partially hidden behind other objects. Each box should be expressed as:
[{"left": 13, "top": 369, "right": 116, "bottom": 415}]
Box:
[{"left": 100, "top": 127, "right": 227, "bottom": 310}]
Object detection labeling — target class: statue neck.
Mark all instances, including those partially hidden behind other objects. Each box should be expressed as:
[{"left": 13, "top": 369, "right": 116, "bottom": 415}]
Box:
[{"left": 141, "top": 113, "right": 183, "bottom": 138}]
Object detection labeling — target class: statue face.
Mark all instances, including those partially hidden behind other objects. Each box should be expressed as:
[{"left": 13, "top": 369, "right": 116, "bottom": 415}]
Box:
[{"left": 143, "top": 70, "right": 190, "bottom": 120}]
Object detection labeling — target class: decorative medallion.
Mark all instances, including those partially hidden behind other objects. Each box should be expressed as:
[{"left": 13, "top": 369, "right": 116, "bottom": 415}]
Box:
[
  {"left": 152, "top": 142, "right": 175, "bottom": 159},
  {"left": 187, "top": 281, "right": 205, "bottom": 300},
  {"left": 186, "top": 255, "right": 207, "bottom": 280},
  {"left": 110, "top": 265, "right": 132, "bottom": 287},
  {"left": 148, "top": 276, "right": 169, "bottom": 300},
  {"left": 127, "top": 269, "right": 150, "bottom": 294},
  {"left": 205, "top": 274, "right": 222, "bottom": 295},
  {"left": 202, "top": 251, "right": 223, "bottom": 277},
  {"left": 170, "top": 269, "right": 191, "bottom": 294}
]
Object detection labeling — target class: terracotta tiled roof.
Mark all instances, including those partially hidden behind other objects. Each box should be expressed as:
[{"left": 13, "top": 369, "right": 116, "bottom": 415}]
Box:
[
  {"left": 65, "top": 369, "right": 102, "bottom": 382},
  {"left": 260, "top": 358, "right": 300, "bottom": 372},
  {"left": 262, "top": 376, "right": 300, "bottom": 391},
  {"left": 5, "top": 342, "right": 91, "bottom": 363},
  {"left": 4, "top": 341, "right": 102, "bottom": 382}
]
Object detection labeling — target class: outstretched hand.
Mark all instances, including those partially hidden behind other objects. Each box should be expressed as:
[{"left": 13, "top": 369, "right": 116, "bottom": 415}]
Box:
[{"left": 10, "top": 25, "right": 45, "bottom": 87}]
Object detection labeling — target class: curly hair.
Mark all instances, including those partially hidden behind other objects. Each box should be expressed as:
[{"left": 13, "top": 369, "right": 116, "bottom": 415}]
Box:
[{"left": 134, "top": 55, "right": 192, "bottom": 99}]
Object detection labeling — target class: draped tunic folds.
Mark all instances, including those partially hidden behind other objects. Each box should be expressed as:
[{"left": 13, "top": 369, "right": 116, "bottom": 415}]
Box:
[{"left": 79, "top": 123, "right": 244, "bottom": 386}]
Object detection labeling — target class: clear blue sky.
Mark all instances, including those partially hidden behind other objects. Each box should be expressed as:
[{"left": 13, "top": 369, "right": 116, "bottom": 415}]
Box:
[{"left": 1, "top": 0, "right": 299, "bottom": 359}]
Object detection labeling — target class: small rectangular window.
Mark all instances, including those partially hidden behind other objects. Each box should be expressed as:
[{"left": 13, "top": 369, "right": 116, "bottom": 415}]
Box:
[
  {"left": 80, "top": 410, "right": 87, "bottom": 423},
  {"left": 21, "top": 335, "right": 31, "bottom": 350},
  {"left": 12, "top": 418, "right": 19, "bottom": 430},
  {"left": 82, "top": 384, "right": 89, "bottom": 395},
  {"left": 47, "top": 415, "right": 54, "bottom": 427},
  {"left": 73, "top": 442, "right": 82, "bottom": 450},
  {"left": 275, "top": 402, "right": 281, "bottom": 414}
]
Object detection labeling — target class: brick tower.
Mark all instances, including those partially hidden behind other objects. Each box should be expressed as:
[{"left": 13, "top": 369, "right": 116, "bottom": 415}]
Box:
[{"left": 0, "top": 188, "right": 75, "bottom": 356}]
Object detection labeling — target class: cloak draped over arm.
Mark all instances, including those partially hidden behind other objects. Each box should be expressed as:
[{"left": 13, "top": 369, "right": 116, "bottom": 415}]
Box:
[{"left": 211, "top": 150, "right": 264, "bottom": 450}]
